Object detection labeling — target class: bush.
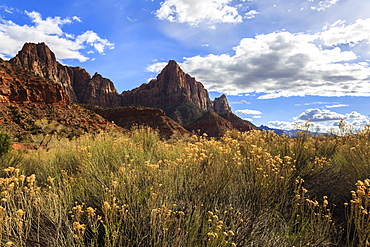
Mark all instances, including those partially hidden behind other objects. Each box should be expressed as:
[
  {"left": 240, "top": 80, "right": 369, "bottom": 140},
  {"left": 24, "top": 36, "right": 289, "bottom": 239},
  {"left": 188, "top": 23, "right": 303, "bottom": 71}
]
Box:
[{"left": 0, "top": 131, "right": 11, "bottom": 156}]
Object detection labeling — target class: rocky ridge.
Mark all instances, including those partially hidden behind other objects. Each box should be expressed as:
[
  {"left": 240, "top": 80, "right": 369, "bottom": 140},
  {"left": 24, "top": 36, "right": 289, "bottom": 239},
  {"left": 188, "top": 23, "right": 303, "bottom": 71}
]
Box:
[
  {"left": 185, "top": 110, "right": 234, "bottom": 137},
  {"left": 10, "top": 42, "right": 121, "bottom": 107},
  {"left": 0, "top": 57, "right": 68, "bottom": 104},
  {"left": 90, "top": 106, "right": 191, "bottom": 138},
  {"left": 3, "top": 42, "right": 257, "bottom": 138},
  {"left": 121, "top": 60, "right": 216, "bottom": 111}
]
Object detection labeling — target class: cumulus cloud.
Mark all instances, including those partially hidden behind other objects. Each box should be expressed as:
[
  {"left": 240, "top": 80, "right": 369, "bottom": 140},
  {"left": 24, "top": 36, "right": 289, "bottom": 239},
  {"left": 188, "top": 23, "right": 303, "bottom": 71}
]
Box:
[
  {"left": 320, "top": 18, "right": 370, "bottom": 46},
  {"left": 235, "top": 109, "right": 262, "bottom": 115},
  {"left": 268, "top": 120, "right": 338, "bottom": 133},
  {"left": 149, "top": 18, "right": 370, "bottom": 98},
  {"left": 294, "top": 108, "right": 366, "bottom": 122},
  {"left": 267, "top": 121, "right": 297, "bottom": 130},
  {"left": 0, "top": 11, "right": 114, "bottom": 62},
  {"left": 268, "top": 108, "right": 370, "bottom": 133},
  {"left": 155, "top": 0, "right": 245, "bottom": 25}
]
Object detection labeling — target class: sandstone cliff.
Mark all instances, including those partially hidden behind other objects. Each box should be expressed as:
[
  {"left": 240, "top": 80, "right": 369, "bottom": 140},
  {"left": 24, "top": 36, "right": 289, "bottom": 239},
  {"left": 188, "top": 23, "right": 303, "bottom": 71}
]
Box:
[
  {"left": 213, "top": 94, "right": 231, "bottom": 113},
  {"left": 0, "top": 57, "right": 68, "bottom": 104},
  {"left": 82, "top": 73, "right": 121, "bottom": 107},
  {"left": 122, "top": 60, "right": 214, "bottom": 110},
  {"left": 122, "top": 60, "right": 232, "bottom": 114},
  {"left": 4, "top": 42, "right": 256, "bottom": 138},
  {"left": 10, "top": 42, "right": 121, "bottom": 106},
  {"left": 0, "top": 57, "right": 120, "bottom": 141}
]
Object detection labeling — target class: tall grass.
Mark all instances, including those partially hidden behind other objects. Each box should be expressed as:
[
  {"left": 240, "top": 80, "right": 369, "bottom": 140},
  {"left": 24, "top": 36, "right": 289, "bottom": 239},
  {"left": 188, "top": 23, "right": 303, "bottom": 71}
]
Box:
[{"left": 1, "top": 126, "right": 370, "bottom": 246}]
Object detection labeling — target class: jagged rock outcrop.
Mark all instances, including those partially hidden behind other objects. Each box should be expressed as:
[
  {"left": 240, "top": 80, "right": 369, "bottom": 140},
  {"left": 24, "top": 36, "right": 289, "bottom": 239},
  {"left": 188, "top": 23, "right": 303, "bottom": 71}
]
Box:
[
  {"left": 120, "top": 60, "right": 234, "bottom": 129},
  {"left": 121, "top": 60, "right": 232, "bottom": 115},
  {"left": 10, "top": 42, "right": 121, "bottom": 106},
  {"left": 91, "top": 106, "right": 191, "bottom": 138},
  {"left": 0, "top": 57, "right": 120, "bottom": 140},
  {"left": 185, "top": 110, "right": 234, "bottom": 137},
  {"left": 82, "top": 73, "right": 121, "bottom": 107},
  {"left": 4, "top": 42, "right": 256, "bottom": 138},
  {"left": 67, "top": 66, "right": 91, "bottom": 103},
  {"left": 213, "top": 94, "right": 231, "bottom": 113},
  {"left": 0, "top": 58, "right": 68, "bottom": 104},
  {"left": 122, "top": 60, "right": 214, "bottom": 110},
  {"left": 9, "top": 42, "right": 79, "bottom": 102}
]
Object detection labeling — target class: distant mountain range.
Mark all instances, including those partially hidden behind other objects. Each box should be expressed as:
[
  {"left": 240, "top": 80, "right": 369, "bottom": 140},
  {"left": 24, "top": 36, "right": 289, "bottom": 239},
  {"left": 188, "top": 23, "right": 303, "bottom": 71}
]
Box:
[
  {"left": 259, "top": 125, "right": 325, "bottom": 136},
  {"left": 0, "top": 42, "right": 258, "bottom": 140}
]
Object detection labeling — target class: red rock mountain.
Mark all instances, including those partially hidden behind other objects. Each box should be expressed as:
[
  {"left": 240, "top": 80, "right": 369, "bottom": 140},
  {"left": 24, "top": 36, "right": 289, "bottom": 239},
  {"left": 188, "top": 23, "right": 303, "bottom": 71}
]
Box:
[
  {"left": 10, "top": 42, "right": 121, "bottom": 107},
  {"left": 4, "top": 42, "right": 257, "bottom": 137},
  {"left": 0, "top": 56, "right": 120, "bottom": 141},
  {"left": 122, "top": 60, "right": 215, "bottom": 110},
  {"left": 0, "top": 57, "right": 68, "bottom": 104},
  {"left": 121, "top": 60, "right": 231, "bottom": 114}
]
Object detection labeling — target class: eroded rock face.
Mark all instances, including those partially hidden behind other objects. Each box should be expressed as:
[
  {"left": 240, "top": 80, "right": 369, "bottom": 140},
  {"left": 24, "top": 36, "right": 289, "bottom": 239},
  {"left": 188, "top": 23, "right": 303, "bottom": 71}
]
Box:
[
  {"left": 213, "top": 94, "right": 231, "bottom": 113},
  {"left": 82, "top": 73, "right": 121, "bottom": 107},
  {"left": 10, "top": 42, "right": 121, "bottom": 106},
  {"left": 4, "top": 43, "right": 254, "bottom": 138},
  {"left": 0, "top": 58, "right": 68, "bottom": 104},
  {"left": 122, "top": 60, "right": 214, "bottom": 110},
  {"left": 10, "top": 42, "right": 78, "bottom": 102}
]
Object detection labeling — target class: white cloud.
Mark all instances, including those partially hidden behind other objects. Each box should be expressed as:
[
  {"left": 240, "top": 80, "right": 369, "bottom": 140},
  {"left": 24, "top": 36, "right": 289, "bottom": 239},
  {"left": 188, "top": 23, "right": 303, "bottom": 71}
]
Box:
[
  {"left": 155, "top": 0, "right": 244, "bottom": 25},
  {"left": 146, "top": 62, "right": 168, "bottom": 73},
  {"left": 320, "top": 18, "right": 370, "bottom": 47},
  {"left": 230, "top": 100, "right": 251, "bottom": 104},
  {"left": 294, "top": 108, "right": 366, "bottom": 122},
  {"left": 236, "top": 109, "right": 262, "bottom": 115},
  {"left": 325, "top": 104, "right": 348, "bottom": 108},
  {"left": 296, "top": 101, "right": 337, "bottom": 106},
  {"left": 269, "top": 108, "right": 370, "bottom": 133},
  {"left": 310, "top": 0, "right": 340, "bottom": 11},
  {"left": 245, "top": 10, "right": 259, "bottom": 19},
  {"left": 0, "top": 11, "right": 114, "bottom": 62},
  {"left": 351, "top": 119, "right": 370, "bottom": 127},
  {"left": 252, "top": 115, "right": 261, "bottom": 118},
  {"left": 149, "top": 18, "right": 370, "bottom": 98},
  {"left": 268, "top": 121, "right": 297, "bottom": 130}
]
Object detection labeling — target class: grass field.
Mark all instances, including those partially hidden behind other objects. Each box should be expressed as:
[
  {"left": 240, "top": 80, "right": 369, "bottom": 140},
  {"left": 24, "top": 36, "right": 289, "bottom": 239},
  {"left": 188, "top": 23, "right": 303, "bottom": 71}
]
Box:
[{"left": 1, "top": 126, "right": 370, "bottom": 246}]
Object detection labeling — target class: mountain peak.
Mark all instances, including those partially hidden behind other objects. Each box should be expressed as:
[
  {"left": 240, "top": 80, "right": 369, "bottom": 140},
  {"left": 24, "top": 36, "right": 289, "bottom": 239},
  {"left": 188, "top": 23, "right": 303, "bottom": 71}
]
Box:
[
  {"left": 9, "top": 42, "right": 121, "bottom": 106},
  {"left": 10, "top": 42, "right": 57, "bottom": 77}
]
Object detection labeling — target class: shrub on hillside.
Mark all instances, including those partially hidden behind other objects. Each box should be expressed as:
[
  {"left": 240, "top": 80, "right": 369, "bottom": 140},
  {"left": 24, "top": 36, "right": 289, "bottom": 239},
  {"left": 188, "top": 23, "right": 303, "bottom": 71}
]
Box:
[{"left": 0, "top": 131, "right": 11, "bottom": 156}]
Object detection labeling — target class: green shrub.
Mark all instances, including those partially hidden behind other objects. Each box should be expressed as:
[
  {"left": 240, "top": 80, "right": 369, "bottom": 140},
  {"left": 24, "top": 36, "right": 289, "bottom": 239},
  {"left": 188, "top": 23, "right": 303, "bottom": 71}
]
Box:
[{"left": 0, "top": 131, "right": 11, "bottom": 156}]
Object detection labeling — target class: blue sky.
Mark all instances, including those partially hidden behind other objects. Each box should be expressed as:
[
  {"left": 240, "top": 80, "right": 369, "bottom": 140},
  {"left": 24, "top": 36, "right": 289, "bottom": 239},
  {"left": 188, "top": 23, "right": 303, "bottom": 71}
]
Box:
[{"left": 1, "top": 0, "right": 370, "bottom": 132}]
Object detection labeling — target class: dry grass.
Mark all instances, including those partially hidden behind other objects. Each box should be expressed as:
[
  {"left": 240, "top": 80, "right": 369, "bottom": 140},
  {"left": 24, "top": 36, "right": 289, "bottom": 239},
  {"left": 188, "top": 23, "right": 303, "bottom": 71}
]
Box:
[{"left": 1, "top": 126, "right": 370, "bottom": 246}]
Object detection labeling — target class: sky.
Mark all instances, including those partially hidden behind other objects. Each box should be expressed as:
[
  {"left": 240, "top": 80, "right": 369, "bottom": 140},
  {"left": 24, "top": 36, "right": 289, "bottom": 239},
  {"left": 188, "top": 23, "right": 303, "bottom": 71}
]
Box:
[{"left": 1, "top": 0, "right": 370, "bottom": 133}]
